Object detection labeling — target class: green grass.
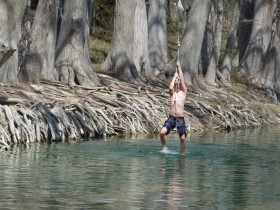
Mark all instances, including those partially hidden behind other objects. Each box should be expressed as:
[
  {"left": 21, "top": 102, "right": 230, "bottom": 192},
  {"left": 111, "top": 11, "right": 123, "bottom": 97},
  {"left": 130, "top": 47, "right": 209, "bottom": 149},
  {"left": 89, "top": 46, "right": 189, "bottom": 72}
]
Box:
[
  {"left": 90, "top": 0, "right": 114, "bottom": 73},
  {"left": 90, "top": 35, "right": 110, "bottom": 73}
]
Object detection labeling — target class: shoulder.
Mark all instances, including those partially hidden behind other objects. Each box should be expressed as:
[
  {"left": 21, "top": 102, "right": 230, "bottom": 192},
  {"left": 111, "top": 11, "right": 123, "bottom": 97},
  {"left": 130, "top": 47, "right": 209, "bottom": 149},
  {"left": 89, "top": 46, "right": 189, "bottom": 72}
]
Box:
[
  {"left": 182, "top": 86, "right": 188, "bottom": 94},
  {"left": 181, "top": 89, "right": 187, "bottom": 97},
  {"left": 169, "top": 89, "right": 174, "bottom": 96},
  {"left": 180, "top": 88, "right": 187, "bottom": 94}
]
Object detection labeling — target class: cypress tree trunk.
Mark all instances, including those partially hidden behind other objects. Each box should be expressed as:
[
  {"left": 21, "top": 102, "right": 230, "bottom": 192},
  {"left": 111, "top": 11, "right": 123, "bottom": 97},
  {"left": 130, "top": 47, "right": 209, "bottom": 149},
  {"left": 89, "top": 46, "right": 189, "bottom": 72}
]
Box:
[
  {"left": 238, "top": 0, "right": 274, "bottom": 76},
  {"left": 179, "top": 0, "right": 211, "bottom": 89},
  {"left": 205, "top": 0, "right": 224, "bottom": 86},
  {"left": 56, "top": 0, "right": 100, "bottom": 86},
  {"left": 19, "top": 0, "right": 59, "bottom": 84},
  {"left": 200, "top": 4, "right": 216, "bottom": 76},
  {"left": 0, "top": 0, "right": 28, "bottom": 86},
  {"left": 180, "top": 0, "right": 192, "bottom": 34},
  {"left": 221, "top": 2, "right": 239, "bottom": 81},
  {"left": 254, "top": 0, "right": 279, "bottom": 100},
  {"left": 102, "top": 0, "right": 154, "bottom": 85},
  {"left": 148, "top": 0, "right": 168, "bottom": 76}
]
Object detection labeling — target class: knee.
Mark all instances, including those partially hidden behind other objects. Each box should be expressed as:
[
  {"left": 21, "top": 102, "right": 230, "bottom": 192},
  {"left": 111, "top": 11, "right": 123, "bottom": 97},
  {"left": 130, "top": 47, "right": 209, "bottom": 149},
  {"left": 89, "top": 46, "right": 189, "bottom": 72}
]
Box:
[
  {"left": 180, "top": 134, "right": 186, "bottom": 143},
  {"left": 160, "top": 128, "right": 167, "bottom": 136}
]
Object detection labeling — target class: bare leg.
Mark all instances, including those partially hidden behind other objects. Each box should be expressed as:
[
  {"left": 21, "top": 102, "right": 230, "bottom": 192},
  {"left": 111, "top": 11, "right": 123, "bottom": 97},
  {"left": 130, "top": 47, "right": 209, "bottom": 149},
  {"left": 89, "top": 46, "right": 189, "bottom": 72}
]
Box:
[
  {"left": 160, "top": 127, "right": 168, "bottom": 149},
  {"left": 179, "top": 134, "right": 186, "bottom": 155}
]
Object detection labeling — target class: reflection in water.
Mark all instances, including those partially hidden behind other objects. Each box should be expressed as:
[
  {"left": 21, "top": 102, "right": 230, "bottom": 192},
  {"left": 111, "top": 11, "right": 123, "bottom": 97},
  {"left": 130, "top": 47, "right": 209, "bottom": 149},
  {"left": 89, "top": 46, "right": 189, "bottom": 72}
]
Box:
[
  {"left": 159, "top": 155, "right": 185, "bottom": 209},
  {"left": 0, "top": 126, "right": 280, "bottom": 209},
  {"left": 229, "top": 155, "right": 249, "bottom": 207}
]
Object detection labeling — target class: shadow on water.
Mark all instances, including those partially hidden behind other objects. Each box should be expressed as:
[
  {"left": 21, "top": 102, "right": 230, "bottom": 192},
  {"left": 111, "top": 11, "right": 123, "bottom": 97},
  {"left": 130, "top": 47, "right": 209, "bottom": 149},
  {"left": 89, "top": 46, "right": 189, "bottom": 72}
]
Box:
[{"left": 0, "top": 126, "right": 280, "bottom": 209}]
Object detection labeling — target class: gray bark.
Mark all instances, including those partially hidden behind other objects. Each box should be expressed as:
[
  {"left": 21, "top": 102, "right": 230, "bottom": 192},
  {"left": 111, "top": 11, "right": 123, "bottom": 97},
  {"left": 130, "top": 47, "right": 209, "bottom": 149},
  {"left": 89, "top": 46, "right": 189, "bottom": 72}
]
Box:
[
  {"left": 148, "top": 0, "right": 168, "bottom": 76},
  {"left": 200, "top": 4, "right": 216, "bottom": 76},
  {"left": 179, "top": 0, "right": 211, "bottom": 88},
  {"left": 0, "top": 43, "right": 16, "bottom": 68},
  {"left": 0, "top": 0, "right": 28, "bottom": 86},
  {"left": 205, "top": 0, "right": 224, "bottom": 85},
  {"left": 56, "top": 0, "right": 100, "bottom": 86},
  {"left": 102, "top": 0, "right": 151, "bottom": 84},
  {"left": 180, "top": 0, "right": 192, "bottom": 33},
  {"left": 253, "top": 0, "right": 279, "bottom": 100},
  {"left": 88, "top": 0, "right": 95, "bottom": 35},
  {"left": 238, "top": 0, "right": 274, "bottom": 76},
  {"left": 19, "top": 0, "right": 59, "bottom": 84},
  {"left": 221, "top": 2, "right": 239, "bottom": 81}
]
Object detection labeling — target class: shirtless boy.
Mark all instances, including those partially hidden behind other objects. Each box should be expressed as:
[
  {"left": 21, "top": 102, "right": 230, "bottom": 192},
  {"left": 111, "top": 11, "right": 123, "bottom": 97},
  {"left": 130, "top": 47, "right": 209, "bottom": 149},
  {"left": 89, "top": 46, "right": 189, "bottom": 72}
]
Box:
[{"left": 160, "top": 60, "right": 187, "bottom": 154}]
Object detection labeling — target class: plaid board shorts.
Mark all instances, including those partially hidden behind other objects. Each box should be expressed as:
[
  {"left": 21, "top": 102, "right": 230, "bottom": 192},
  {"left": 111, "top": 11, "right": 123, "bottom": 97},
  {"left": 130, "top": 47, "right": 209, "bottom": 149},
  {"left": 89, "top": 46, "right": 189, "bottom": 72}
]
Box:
[{"left": 162, "top": 115, "right": 186, "bottom": 137}]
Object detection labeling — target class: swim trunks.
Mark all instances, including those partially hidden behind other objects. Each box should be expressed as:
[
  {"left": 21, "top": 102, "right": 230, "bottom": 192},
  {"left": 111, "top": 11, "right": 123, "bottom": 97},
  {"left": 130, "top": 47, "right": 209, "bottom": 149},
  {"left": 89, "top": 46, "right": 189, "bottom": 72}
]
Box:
[{"left": 162, "top": 115, "right": 186, "bottom": 137}]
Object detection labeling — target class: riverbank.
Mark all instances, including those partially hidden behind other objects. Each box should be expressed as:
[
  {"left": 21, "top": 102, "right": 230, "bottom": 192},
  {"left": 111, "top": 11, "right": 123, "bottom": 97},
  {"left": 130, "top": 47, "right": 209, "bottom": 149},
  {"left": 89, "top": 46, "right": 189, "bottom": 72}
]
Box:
[{"left": 0, "top": 73, "right": 280, "bottom": 150}]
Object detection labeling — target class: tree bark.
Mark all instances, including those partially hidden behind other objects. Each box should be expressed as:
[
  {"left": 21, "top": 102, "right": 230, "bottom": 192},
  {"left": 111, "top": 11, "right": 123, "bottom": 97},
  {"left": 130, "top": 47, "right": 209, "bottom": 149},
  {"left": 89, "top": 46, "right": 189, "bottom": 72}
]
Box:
[
  {"left": 180, "top": 0, "right": 192, "bottom": 34},
  {"left": 102, "top": 0, "right": 152, "bottom": 84},
  {"left": 148, "top": 0, "right": 168, "bottom": 76},
  {"left": 221, "top": 2, "right": 240, "bottom": 81},
  {"left": 179, "top": 0, "right": 211, "bottom": 89},
  {"left": 56, "top": 0, "right": 100, "bottom": 86},
  {"left": 88, "top": 0, "right": 95, "bottom": 35},
  {"left": 253, "top": 0, "right": 279, "bottom": 100},
  {"left": 238, "top": 0, "right": 274, "bottom": 76},
  {"left": 200, "top": 4, "right": 216, "bottom": 77},
  {"left": 0, "top": 0, "right": 28, "bottom": 86},
  {"left": 205, "top": 0, "right": 224, "bottom": 86},
  {"left": 0, "top": 43, "right": 16, "bottom": 68},
  {"left": 19, "top": 0, "right": 59, "bottom": 84}
]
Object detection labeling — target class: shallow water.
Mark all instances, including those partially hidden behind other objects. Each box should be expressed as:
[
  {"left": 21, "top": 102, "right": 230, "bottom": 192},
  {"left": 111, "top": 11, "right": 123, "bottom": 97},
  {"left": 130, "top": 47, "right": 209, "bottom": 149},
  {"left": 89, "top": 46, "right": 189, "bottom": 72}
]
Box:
[{"left": 1, "top": 126, "right": 280, "bottom": 209}]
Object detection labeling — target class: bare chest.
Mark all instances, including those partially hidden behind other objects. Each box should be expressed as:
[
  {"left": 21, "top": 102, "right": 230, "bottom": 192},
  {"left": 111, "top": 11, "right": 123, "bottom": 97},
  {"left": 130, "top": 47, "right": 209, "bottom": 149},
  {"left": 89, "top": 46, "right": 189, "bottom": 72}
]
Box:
[{"left": 170, "top": 91, "right": 186, "bottom": 104}]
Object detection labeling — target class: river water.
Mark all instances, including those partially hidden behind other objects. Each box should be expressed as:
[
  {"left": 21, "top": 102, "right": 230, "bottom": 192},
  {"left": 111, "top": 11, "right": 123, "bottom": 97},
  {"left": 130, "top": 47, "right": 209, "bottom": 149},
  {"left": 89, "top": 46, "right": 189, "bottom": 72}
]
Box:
[{"left": 0, "top": 126, "right": 280, "bottom": 209}]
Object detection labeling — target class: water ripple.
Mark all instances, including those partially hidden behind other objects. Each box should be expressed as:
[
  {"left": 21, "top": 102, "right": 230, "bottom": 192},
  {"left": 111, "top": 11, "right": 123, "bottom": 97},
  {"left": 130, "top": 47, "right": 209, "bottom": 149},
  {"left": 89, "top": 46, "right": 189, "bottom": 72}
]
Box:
[{"left": 0, "top": 127, "right": 280, "bottom": 209}]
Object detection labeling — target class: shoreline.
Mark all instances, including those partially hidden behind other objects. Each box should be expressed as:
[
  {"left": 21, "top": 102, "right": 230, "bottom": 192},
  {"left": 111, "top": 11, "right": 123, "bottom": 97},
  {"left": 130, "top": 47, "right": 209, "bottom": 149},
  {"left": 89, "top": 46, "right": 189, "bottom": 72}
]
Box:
[{"left": 1, "top": 73, "right": 280, "bottom": 150}]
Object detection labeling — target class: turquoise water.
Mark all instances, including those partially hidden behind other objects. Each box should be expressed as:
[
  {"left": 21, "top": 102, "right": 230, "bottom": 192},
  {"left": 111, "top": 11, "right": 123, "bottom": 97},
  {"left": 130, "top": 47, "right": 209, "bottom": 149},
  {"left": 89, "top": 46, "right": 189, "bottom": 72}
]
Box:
[{"left": 0, "top": 126, "right": 280, "bottom": 209}]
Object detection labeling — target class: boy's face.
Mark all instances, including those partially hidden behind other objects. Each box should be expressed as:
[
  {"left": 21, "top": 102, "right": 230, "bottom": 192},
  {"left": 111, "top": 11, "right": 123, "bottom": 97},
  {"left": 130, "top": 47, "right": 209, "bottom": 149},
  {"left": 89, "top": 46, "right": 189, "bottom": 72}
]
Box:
[
  {"left": 174, "top": 81, "right": 181, "bottom": 92},
  {"left": 174, "top": 77, "right": 181, "bottom": 92}
]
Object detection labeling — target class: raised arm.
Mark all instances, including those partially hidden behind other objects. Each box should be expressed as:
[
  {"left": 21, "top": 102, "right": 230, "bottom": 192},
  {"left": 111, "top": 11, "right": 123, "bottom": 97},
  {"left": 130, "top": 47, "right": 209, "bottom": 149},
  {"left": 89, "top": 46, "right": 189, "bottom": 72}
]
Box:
[
  {"left": 176, "top": 60, "right": 187, "bottom": 93},
  {"left": 169, "top": 71, "right": 178, "bottom": 95}
]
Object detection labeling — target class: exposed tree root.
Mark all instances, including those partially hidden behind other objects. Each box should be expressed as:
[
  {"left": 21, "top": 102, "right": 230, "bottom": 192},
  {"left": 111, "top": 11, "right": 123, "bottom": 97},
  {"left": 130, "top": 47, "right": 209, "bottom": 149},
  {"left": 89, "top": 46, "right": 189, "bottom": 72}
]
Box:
[{"left": 1, "top": 73, "right": 280, "bottom": 150}]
